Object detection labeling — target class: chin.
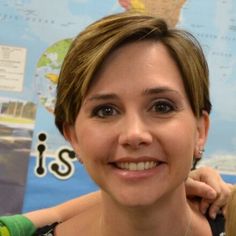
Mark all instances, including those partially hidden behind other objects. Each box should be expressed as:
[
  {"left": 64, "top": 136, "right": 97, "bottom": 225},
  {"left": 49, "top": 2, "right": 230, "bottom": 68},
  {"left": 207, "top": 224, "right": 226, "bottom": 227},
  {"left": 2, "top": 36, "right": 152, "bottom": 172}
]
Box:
[{"left": 112, "top": 189, "right": 165, "bottom": 209}]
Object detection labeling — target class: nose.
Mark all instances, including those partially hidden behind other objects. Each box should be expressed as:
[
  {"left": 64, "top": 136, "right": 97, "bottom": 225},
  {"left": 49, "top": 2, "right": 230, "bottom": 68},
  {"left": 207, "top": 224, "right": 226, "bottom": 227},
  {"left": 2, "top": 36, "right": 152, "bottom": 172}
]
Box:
[{"left": 118, "top": 114, "right": 153, "bottom": 149}]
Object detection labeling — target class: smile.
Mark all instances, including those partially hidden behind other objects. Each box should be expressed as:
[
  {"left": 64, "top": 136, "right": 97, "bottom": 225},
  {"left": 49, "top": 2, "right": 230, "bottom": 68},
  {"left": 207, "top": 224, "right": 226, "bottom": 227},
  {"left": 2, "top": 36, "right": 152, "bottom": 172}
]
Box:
[{"left": 115, "top": 161, "right": 158, "bottom": 171}]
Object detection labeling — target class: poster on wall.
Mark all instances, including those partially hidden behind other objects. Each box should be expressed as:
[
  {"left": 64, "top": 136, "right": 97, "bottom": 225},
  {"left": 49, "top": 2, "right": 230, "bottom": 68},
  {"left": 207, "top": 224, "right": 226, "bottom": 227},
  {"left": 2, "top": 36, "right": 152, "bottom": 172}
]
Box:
[{"left": 0, "top": 0, "right": 235, "bottom": 215}]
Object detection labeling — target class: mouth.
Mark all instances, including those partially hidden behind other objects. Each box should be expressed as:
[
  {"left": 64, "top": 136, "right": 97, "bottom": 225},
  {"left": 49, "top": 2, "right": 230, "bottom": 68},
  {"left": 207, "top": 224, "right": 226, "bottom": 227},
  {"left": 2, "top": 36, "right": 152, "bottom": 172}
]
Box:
[{"left": 114, "top": 161, "right": 160, "bottom": 171}]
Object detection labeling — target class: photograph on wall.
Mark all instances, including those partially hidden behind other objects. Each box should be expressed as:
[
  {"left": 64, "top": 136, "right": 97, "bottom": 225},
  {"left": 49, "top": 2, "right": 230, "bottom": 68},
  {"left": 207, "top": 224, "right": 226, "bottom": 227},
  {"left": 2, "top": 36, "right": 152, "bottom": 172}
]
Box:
[{"left": 0, "top": 97, "right": 36, "bottom": 214}]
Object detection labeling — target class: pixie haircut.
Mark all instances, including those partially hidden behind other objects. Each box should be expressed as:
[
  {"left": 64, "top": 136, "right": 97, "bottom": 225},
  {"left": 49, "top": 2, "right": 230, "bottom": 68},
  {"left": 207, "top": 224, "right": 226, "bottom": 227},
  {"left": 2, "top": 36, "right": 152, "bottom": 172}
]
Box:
[{"left": 54, "top": 11, "right": 211, "bottom": 135}]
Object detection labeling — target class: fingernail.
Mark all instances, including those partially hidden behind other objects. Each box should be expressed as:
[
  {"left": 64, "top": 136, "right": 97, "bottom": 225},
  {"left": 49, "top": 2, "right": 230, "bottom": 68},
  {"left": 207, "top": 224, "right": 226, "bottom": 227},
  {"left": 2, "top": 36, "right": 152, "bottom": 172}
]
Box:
[
  {"left": 210, "top": 212, "right": 216, "bottom": 219},
  {"left": 202, "top": 207, "right": 207, "bottom": 215}
]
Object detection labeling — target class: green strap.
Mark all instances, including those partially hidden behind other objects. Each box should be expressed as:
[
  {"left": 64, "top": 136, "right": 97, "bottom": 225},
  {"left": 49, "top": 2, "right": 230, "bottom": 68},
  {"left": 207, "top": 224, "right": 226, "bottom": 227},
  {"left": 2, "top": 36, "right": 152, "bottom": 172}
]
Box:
[
  {"left": 0, "top": 224, "right": 10, "bottom": 236},
  {"left": 0, "top": 215, "right": 36, "bottom": 236}
]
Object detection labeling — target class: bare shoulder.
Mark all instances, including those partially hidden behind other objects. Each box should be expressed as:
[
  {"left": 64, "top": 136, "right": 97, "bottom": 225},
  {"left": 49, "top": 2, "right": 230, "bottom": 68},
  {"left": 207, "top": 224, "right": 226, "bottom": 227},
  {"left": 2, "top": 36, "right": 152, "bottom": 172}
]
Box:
[
  {"left": 54, "top": 202, "right": 101, "bottom": 236},
  {"left": 189, "top": 201, "right": 213, "bottom": 236}
]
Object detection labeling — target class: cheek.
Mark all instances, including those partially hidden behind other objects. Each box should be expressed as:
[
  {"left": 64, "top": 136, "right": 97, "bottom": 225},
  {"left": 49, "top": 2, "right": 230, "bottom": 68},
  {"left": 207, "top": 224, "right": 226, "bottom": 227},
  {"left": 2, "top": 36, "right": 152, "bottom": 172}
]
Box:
[
  {"left": 75, "top": 124, "right": 113, "bottom": 162},
  {"left": 159, "top": 120, "right": 198, "bottom": 164},
  {"left": 160, "top": 126, "right": 197, "bottom": 183}
]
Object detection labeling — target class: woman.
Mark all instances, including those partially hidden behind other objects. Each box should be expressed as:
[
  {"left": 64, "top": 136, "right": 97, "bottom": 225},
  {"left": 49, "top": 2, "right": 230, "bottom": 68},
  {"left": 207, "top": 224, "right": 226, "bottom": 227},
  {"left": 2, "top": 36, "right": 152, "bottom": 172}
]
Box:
[{"left": 52, "top": 11, "right": 225, "bottom": 235}]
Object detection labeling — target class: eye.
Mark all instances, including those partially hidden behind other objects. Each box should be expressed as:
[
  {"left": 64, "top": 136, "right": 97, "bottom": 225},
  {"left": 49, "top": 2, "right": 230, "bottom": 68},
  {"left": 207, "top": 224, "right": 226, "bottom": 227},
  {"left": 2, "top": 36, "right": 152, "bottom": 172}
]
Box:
[
  {"left": 92, "top": 105, "right": 119, "bottom": 118},
  {"left": 150, "top": 100, "right": 176, "bottom": 114}
]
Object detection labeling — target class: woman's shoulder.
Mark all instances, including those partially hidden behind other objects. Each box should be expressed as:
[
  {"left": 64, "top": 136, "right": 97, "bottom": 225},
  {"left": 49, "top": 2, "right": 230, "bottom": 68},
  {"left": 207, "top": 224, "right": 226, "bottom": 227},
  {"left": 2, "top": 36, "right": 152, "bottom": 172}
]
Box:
[{"left": 189, "top": 200, "right": 225, "bottom": 236}]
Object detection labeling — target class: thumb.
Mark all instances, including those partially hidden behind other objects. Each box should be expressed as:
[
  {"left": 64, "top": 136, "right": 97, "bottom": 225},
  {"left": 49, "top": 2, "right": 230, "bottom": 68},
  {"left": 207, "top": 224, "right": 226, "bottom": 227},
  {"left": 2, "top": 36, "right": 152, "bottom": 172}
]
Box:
[{"left": 185, "top": 177, "right": 217, "bottom": 199}]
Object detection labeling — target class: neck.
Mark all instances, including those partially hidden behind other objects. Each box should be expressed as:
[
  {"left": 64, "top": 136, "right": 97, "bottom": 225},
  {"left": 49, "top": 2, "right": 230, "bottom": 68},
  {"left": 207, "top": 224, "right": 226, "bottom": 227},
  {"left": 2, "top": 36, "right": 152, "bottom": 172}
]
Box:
[{"left": 98, "top": 186, "right": 193, "bottom": 236}]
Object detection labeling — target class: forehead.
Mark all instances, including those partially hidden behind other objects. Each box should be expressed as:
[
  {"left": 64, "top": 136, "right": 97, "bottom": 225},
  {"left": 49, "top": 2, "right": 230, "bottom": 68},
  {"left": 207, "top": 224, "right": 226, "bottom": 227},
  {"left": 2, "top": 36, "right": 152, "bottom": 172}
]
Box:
[{"left": 87, "top": 40, "right": 186, "bottom": 96}]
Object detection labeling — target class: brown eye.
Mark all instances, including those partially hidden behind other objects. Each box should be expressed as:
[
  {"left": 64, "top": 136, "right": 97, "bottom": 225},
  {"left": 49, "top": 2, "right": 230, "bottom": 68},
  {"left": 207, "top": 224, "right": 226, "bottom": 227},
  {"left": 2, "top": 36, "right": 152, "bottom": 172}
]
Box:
[
  {"left": 92, "top": 105, "right": 119, "bottom": 118},
  {"left": 151, "top": 101, "right": 175, "bottom": 114}
]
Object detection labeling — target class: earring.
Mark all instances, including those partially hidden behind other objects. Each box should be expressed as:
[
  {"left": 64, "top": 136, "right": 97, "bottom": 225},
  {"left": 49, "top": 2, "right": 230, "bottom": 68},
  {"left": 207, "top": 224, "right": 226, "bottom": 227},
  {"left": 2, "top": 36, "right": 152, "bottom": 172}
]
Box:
[
  {"left": 198, "top": 148, "right": 205, "bottom": 158},
  {"left": 192, "top": 147, "right": 205, "bottom": 170}
]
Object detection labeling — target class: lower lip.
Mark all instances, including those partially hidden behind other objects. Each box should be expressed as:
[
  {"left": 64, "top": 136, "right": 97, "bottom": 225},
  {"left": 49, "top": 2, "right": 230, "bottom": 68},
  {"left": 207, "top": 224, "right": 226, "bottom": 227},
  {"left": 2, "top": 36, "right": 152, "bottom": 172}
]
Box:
[{"left": 111, "top": 163, "right": 167, "bottom": 181}]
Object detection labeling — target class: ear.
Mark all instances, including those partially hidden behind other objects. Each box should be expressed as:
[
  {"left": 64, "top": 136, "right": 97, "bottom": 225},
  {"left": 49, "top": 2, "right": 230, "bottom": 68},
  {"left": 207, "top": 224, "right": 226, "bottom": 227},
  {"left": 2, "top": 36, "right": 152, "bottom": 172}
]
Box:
[
  {"left": 63, "top": 123, "right": 80, "bottom": 155},
  {"left": 194, "top": 111, "right": 210, "bottom": 158}
]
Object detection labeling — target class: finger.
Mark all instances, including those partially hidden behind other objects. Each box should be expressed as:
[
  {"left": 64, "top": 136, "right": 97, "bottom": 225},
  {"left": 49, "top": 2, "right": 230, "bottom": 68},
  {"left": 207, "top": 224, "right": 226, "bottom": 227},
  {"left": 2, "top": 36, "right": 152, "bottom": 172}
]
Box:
[
  {"left": 185, "top": 177, "right": 217, "bottom": 199},
  {"left": 197, "top": 171, "right": 222, "bottom": 195},
  {"left": 189, "top": 167, "right": 222, "bottom": 196},
  {"left": 207, "top": 188, "right": 230, "bottom": 219},
  {"left": 188, "top": 168, "right": 202, "bottom": 181},
  {"left": 199, "top": 199, "right": 210, "bottom": 215},
  {"left": 208, "top": 204, "right": 221, "bottom": 219},
  {"left": 222, "top": 205, "right": 227, "bottom": 217}
]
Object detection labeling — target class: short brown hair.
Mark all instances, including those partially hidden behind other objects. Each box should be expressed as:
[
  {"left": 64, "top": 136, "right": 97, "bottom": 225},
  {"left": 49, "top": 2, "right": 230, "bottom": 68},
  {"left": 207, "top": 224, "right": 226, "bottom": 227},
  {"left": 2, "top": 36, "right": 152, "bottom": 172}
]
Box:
[{"left": 54, "top": 11, "right": 211, "bottom": 135}]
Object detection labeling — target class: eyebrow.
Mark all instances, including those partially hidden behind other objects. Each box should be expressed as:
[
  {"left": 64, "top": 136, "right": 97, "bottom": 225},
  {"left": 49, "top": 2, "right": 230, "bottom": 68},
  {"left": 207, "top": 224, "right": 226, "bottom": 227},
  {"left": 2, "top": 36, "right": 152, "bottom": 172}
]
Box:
[
  {"left": 142, "top": 87, "right": 182, "bottom": 96},
  {"left": 85, "top": 94, "right": 118, "bottom": 103},
  {"left": 85, "top": 86, "right": 182, "bottom": 103}
]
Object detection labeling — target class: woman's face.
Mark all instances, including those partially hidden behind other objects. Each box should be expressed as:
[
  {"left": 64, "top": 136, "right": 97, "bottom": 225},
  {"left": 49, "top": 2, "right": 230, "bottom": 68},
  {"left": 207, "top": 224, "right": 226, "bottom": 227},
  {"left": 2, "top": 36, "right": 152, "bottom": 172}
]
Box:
[{"left": 65, "top": 41, "right": 209, "bottom": 207}]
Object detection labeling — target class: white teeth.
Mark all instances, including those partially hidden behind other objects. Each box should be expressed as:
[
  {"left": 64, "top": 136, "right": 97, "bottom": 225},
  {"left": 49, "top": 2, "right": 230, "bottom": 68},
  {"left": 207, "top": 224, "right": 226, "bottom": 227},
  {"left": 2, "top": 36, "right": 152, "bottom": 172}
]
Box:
[
  {"left": 125, "top": 162, "right": 129, "bottom": 169},
  {"left": 129, "top": 163, "right": 137, "bottom": 171},
  {"left": 137, "top": 162, "right": 145, "bottom": 171},
  {"left": 116, "top": 161, "right": 158, "bottom": 171},
  {"left": 145, "top": 161, "right": 150, "bottom": 169}
]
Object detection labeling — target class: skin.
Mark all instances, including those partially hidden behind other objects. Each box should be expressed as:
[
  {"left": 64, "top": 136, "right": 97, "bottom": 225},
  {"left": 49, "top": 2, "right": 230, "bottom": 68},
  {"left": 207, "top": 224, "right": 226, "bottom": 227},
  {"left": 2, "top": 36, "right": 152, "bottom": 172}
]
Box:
[
  {"left": 23, "top": 168, "right": 233, "bottom": 228},
  {"left": 59, "top": 41, "right": 211, "bottom": 235},
  {"left": 188, "top": 167, "right": 234, "bottom": 218}
]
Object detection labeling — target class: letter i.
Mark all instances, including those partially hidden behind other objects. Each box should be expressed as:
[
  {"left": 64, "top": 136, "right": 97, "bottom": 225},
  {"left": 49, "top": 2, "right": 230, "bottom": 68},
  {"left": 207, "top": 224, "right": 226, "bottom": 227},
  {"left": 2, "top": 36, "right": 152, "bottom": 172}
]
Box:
[{"left": 35, "top": 132, "right": 47, "bottom": 177}]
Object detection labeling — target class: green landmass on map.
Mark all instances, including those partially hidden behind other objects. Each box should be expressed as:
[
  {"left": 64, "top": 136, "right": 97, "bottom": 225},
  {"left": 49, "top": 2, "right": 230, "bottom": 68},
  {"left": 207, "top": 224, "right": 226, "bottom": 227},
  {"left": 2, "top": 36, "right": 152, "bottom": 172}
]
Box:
[{"left": 37, "top": 38, "right": 73, "bottom": 69}]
